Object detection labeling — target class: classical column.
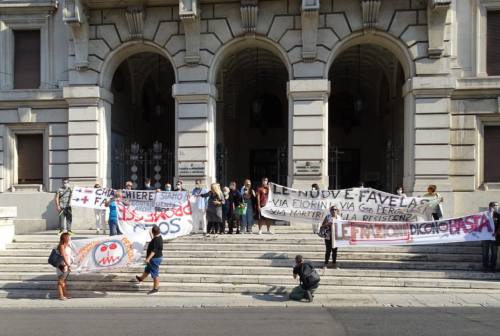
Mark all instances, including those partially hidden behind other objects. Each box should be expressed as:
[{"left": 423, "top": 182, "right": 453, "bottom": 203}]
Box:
[
  {"left": 172, "top": 83, "right": 217, "bottom": 186},
  {"left": 288, "top": 79, "right": 330, "bottom": 189},
  {"left": 0, "top": 21, "right": 14, "bottom": 90},
  {"left": 63, "top": 86, "right": 113, "bottom": 187}
]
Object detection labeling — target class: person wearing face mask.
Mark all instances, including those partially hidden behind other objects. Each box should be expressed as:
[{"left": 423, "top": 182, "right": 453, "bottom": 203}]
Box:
[
  {"left": 55, "top": 178, "right": 73, "bottom": 235},
  {"left": 144, "top": 178, "right": 154, "bottom": 190},
  {"left": 124, "top": 181, "right": 133, "bottom": 190},
  {"left": 482, "top": 202, "right": 500, "bottom": 273},
  {"left": 164, "top": 183, "right": 172, "bottom": 192},
  {"left": 395, "top": 186, "right": 407, "bottom": 198},
  {"left": 192, "top": 179, "right": 208, "bottom": 235},
  {"left": 174, "top": 180, "right": 187, "bottom": 192},
  {"left": 240, "top": 179, "right": 256, "bottom": 234}
]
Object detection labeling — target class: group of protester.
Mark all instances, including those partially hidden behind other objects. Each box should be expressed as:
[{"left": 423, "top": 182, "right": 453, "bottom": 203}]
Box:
[{"left": 53, "top": 178, "right": 500, "bottom": 302}]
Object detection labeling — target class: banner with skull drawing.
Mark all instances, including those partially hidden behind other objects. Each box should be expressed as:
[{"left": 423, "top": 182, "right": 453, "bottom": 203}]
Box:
[{"left": 71, "top": 234, "right": 146, "bottom": 273}]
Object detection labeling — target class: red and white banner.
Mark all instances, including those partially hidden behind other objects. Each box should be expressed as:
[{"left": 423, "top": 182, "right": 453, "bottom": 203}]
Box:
[
  {"left": 71, "top": 234, "right": 146, "bottom": 273},
  {"left": 117, "top": 200, "right": 194, "bottom": 241},
  {"left": 333, "top": 212, "right": 495, "bottom": 246}
]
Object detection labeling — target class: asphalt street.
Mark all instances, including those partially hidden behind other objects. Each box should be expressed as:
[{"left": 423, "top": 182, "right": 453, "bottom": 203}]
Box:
[{"left": 0, "top": 307, "right": 497, "bottom": 336}]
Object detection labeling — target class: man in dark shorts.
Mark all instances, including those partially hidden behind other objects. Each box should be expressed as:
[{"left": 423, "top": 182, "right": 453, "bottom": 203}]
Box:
[
  {"left": 256, "top": 177, "right": 273, "bottom": 234},
  {"left": 290, "top": 255, "right": 320, "bottom": 302},
  {"left": 135, "top": 225, "right": 163, "bottom": 294}
]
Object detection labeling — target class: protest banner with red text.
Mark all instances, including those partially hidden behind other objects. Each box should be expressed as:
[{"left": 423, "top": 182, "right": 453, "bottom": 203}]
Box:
[{"left": 333, "top": 212, "right": 495, "bottom": 246}]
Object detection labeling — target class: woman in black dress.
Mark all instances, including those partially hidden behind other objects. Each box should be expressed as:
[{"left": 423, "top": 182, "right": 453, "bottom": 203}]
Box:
[{"left": 201, "top": 183, "right": 224, "bottom": 237}]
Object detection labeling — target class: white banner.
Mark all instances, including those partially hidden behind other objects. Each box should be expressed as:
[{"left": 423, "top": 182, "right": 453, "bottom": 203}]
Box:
[
  {"left": 71, "top": 234, "right": 146, "bottom": 273},
  {"left": 261, "top": 183, "right": 433, "bottom": 223},
  {"left": 117, "top": 200, "right": 193, "bottom": 241},
  {"left": 334, "top": 212, "right": 495, "bottom": 246},
  {"left": 71, "top": 187, "right": 190, "bottom": 213},
  {"left": 71, "top": 187, "right": 114, "bottom": 209},
  {"left": 122, "top": 190, "right": 157, "bottom": 212},
  {"left": 155, "top": 191, "right": 189, "bottom": 211}
]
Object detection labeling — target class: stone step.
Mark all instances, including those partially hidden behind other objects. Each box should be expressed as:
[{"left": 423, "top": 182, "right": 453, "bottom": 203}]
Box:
[
  {"left": 0, "top": 266, "right": 498, "bottom": 281},
  {"left": 0, "top": 273, "right": 499, "bottom": 290},
  {"left": 0, "top": 250, "right": 482, "bottom": 263},
  {"left": 1, "top": 280, "right": 499, "bottom": 294},
  {"left": 0, "top": 257, "right": 483, "bottom": 271}
]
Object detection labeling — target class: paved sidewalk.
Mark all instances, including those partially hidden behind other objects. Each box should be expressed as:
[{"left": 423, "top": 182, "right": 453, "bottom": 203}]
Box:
[{"left": 3, "top": 292, "right": 500, "bottom": 309}]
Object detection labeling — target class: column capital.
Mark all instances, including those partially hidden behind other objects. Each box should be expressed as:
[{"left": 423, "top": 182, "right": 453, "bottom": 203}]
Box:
[
  {"left": 287, "top": 79, "right": 330, "bottom": 100},
  {"left": 63, "top": 86, "right": 114, "bottom": 106},
  {"left": 172, "top": 83, "right": 218, "bottom": 102}
]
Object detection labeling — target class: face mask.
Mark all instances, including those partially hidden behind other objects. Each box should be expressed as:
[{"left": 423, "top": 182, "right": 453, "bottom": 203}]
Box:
[
  {"left": 166, "top": 186, "right": 171, "bottom": 191},
  {"left": 145, "top": 184, "right": 150, "bottom": 187},
  {"left": 63, "top": 182, "right": 69, "bottom": 188}
]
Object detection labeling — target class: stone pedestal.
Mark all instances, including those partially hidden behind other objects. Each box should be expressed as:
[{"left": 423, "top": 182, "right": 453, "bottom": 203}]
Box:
[
  {"left": 288, "top": 79, "right": 330, "bottom": 189},
  {"left": 0, "top": 207, "right": 16, "bottom": 250}
]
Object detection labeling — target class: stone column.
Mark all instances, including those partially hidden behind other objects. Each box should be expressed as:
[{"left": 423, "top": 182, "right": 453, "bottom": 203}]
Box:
[
  {"left": 0, "top": 21, "right": 14, "bottom": 90},
  {"left": 63, "top": 86, "right": 114, "bottom": 187},
  {"left": 172, "top": 82, "right": 217, "bottom": 187},
  {"left": 287, "top": 79, "right": 330, "bottom": 189},
  {"left": 404, "top": 76, "right": 455, "bottom": 217}
]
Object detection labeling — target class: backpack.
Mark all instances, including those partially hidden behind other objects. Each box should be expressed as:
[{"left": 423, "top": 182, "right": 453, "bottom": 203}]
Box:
[
  {"left": 301, "top": 262, "right": 320, "bottom": 288},
  {"left": 48, "top": 248, "right": 63, "bottom": 268}
]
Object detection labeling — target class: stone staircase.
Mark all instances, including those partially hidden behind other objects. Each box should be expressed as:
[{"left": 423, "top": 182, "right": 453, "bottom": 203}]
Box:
[{"left": 1, "top": 226, "right": 500, "bottom": 299}]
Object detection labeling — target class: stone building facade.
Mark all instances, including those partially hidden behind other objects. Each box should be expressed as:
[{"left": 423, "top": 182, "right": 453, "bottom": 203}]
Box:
[{"left": 1, "top": 0, "right": 500, "bottom": 228}]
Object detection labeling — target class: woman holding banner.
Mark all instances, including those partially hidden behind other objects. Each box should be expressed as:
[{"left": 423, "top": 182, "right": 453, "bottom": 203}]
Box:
[
  {"left": 423, "top": 185, "right": 444, "bottom": 220},
  {"left": 319, "top": 206, "right": 340, "bottom": 270}
]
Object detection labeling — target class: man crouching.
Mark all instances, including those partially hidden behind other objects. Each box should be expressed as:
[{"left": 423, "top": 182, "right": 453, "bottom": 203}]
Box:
[{"left": 289, "top": 255, "right": 320, "bottom": 302}]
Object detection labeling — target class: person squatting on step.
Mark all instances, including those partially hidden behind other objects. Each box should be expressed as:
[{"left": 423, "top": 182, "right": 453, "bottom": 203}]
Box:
[
  {"left": 93, "top": 183, "right": 107, "bottom": 235},
  {"left": 56, "top": 232, "right": 73, "bottom": 300},
  {"left": 135, "top": 225, "right": 163, "bottom": 294},
  {"left": 319, "top": 205, "right": 340, "bottom": 270},
  {"left": 289, "top": 255, "right": 320, "bottom": 302},
  {"left": 482, "top": 201, "right": 500, "bottom": 273},
  {"left": 55, "top": 177, "right": 73, "bottom": 235}
]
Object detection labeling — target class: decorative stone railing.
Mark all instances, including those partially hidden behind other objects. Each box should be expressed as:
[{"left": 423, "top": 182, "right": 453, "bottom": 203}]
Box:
[{"left": 0, "top": 207, "right": 17, "bottom": 250}]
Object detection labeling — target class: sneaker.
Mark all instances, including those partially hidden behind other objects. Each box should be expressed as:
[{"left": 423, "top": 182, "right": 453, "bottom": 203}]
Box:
[
  {"left": 135, "top": 275, "right": 143, "bottom": 283},
  {"left": 147, "top": 288, "right": 159, "bottom": 295}
]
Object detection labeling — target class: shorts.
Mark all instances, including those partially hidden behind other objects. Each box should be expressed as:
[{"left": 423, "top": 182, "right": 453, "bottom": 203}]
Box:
[
  {"left": 56, "top": 266, "right": 70, "bottom": 280},
  {"left": 144, "top": 257, "right": 163, "bottom": 279}
]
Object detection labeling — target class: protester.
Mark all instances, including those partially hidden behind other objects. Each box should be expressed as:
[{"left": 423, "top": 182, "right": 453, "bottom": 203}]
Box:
[
  {"left": 135, "top": 225, "right": 163, "bottom": 294},
  {"left": 192, "top": 179, "right": 208, "bottom": 235},
  {"left": 227, "top": 181, "right": 243, "bottom": 234},
  {"left": 164, "top": 183, "right": 172, "bottom": 191},
  {"left": 240, "top": 179, "right": 256, "bottom": 234},
  {"left": 221, "top": 186, "right": 230, "bottom": 234},
  {"left": 319, "top": 205, "right": 340, "bottom": 269},
  {"left": 93, "top": 183, "right": 106, "bottom": 235},
  {"left": 144, "top": 178, "right": 154, "bottom": 190},
  {"left": 311, "top": 183, "right": 321, "bottom": 233},
  {"left": 256, "top": 177, "right": 273, "bottom": 234},
  {"left": 104, "top": 190, "right": 122, "bottom": 236},
  {"left": 423, "top": 184, "right": 444, "bottom": 220},
  {"left": 55, "top": 177, "right": 73, "bottom": 235},
  {"left": 201, "top": 183, "right": 225, "bottom": 237},
  {"left": 289, "top": 255, "right": 320, "bottom": 302},
  {"left": 482, "top": 201, "right": 500, "bottom": 272},
  {"left": 56, "top": 232, "right": 73, "bottom": 300},
  {"left": 124, "top": 181, "right": 133, "bottom": 190},
  {"left": 174, "top": 180, "right": 187, "bottom": 192},
  {"left": 395, "top": 185, "right": 406, "bottom": 197}
]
